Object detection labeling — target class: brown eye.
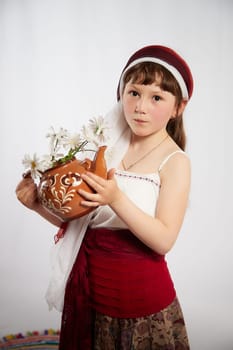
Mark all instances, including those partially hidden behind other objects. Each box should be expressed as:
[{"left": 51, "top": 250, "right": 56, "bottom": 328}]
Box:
[
  {"left": 153, "top": 95, "right": 161, "bottom": 101},
  {"left": 129, "top": 90, "right": 139, "bottom": 97}
]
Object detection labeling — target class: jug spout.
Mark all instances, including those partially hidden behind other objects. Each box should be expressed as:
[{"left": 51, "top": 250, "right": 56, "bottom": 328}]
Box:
[{"left": 91, "top": 145, "right": 107, "bottom": 178}]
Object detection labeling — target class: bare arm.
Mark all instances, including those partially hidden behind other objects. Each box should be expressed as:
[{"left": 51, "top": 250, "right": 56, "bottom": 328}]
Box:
[
  {"left": 111, "top": 155, "right": 190, "bottom": 254},
  {"left": 15, "top": 176, "right": 63, "bottom": 227},
  {"left": 78, "top": 153, "right": 190, "bottom": 255}
]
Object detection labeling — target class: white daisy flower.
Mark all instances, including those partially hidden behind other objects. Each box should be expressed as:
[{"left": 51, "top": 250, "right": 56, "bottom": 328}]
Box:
[
  {"left": 82, "top": 116, "right": 110, "bottom": 146},
  {"left": 22, "top": 153, "right": 44, "bottom": 180},
  {"left": 22, "top": 115, "right": 110, "bottom": 180},
  {"left": 63, "top": 132, "right": 82, "bottom": 151}
]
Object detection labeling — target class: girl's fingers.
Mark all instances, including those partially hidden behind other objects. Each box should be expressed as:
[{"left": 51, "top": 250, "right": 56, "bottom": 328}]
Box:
[
  {"left": 78, "top": 189, "right": 100, "bottom": 207},
  {"left": 78, "top": 188, "right": 101, "bottom": 202},
  {"left": 16, "top": 177, "right": 35, "bottom": 192},
  {"left": 80, "top": 199, "right": 99, "bottom": 208},
  {"left": 78, "top": 188, "right": 95, "bottom": 200},
  {"left": 107, "top": 168, "right": 116, "bottom": 180},
  {"left": 81, "top": 173, "right": 104, "bottom": 192},
  {"left": 79, "top": 169, "right": 116, "bottom": 207},
  {"left": 82, "top": 172, "right": 106, "bottom": 185}
]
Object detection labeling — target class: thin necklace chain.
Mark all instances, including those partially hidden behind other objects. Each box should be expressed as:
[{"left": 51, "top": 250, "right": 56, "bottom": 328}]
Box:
[{"left": 121, "top": 134, "right": 168, "bottom": 171}]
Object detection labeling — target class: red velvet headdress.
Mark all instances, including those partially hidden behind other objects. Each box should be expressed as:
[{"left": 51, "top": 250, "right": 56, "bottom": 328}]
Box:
[{"left": 117, "top": 45, "right": 193, "bottom": 101}]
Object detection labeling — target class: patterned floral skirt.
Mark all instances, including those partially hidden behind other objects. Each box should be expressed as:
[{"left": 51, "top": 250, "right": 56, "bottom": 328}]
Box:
[{"left": 93, "top": 297, "right": 190, "bottom": 350}]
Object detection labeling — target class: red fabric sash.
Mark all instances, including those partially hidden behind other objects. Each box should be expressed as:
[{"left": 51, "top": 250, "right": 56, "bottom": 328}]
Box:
[{"left": 59, "top": 228, "right": 176, "bottom": 350}]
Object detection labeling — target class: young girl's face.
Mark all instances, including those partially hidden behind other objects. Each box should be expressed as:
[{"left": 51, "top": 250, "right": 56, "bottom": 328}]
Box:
[{"left": 122, "top": 80, "right": 178, "bottom": 138}]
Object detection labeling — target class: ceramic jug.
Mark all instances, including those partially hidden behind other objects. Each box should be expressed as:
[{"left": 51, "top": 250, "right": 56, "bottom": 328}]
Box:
[{"left": 38, "top": 146, "right": 107, "bottom": 221}]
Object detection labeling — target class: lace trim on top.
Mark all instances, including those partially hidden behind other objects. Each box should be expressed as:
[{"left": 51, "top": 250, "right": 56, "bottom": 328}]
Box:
[{"left": 115, "top": 170, "right": 160, "bottom": 187}]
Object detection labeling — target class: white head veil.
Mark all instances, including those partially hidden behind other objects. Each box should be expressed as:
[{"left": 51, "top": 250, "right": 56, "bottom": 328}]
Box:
[{"left": 45, "top": 102, "right": 130, "bottom": 311}]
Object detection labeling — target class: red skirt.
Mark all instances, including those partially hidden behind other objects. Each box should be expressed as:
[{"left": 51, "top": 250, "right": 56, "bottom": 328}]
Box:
[{"left": 59, "top": 228, "right": 176, "bottom": 350}]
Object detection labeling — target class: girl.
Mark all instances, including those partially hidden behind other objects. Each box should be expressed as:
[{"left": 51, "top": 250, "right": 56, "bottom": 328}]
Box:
[{"left": 16, "top": 45, "right": 193, "bottom": 349}]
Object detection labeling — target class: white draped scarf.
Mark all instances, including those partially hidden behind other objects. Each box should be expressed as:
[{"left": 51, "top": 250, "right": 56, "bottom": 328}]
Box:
[{"left": 45, "top": 102, "right": 130, "bottom": 312}]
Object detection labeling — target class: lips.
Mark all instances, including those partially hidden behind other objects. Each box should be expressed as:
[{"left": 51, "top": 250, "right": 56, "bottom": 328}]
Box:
[{"left": 134, "top": 118, "right": 147, "bottom": 123}]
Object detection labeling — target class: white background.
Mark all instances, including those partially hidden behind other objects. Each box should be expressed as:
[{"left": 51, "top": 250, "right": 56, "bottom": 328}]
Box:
[{"left": 0, "top": 0, "right": 232, "bottom": 349}]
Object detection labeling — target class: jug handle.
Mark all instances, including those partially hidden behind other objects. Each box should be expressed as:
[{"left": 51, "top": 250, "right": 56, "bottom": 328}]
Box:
[{"left": 80, "top": 159, "right": 92, "bottom": 171}]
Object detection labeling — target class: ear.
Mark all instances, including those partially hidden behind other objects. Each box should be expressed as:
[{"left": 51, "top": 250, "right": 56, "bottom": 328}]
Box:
[
  {"left": 172, "top": 99, "right": 188, "bottom": 118},
  {"left": 177, "top": 100, "right": 188, "bottom": 116}
]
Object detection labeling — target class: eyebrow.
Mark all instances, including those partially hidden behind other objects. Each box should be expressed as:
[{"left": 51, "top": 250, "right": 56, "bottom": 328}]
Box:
[{"left": 127, "top": 83, "right": 164, "bottom": 94}]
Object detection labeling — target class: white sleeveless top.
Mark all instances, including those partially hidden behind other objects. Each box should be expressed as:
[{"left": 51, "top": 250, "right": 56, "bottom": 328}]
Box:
[{"left": 90, "top": 150, "right": 185, "bottom": 230}]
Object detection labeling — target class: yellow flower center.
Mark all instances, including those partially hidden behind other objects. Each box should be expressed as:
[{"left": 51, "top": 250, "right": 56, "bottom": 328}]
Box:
[{"left": 31, "top": 161, "right": 37, "bottom": 169}]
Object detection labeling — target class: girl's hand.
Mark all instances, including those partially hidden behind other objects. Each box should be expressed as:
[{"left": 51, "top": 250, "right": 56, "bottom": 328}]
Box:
[
  {"left": 15, "top": 174, "right": 39, "bottom": 210},
  {"left": 78, "top": 168, "right": 122, "bottom": 208}
]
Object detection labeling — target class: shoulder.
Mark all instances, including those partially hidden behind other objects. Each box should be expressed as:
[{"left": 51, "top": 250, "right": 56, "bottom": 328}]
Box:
[
  {"left": 157, "top": 136, "right": 190, "bottom": 174},
  {"left": 158, "top": 150, "right": 189, "bottom": 172},
  {"left": 159, "top": 149, "right": 191, "bottom": 188}
]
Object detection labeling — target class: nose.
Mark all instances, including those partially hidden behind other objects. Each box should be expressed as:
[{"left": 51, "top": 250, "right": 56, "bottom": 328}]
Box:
[{"left": 135, "top": 97, "right": 147, "bottom": 114}]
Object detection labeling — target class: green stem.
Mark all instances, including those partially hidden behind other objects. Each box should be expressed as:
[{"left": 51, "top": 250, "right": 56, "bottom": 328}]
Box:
[{"left": 51, "top": 140, "right": 97, "bottom": 167}]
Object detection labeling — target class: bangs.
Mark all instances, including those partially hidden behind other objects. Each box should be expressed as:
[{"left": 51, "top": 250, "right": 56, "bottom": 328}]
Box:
[{"left": 123, "top": 62, "right": 182, "bottom": 99}]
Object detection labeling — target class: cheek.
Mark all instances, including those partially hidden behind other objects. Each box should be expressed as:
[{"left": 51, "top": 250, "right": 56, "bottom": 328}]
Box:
[
  {"left": 122, "top": 97, "right": 134, "bottom": 115},
  {"left": 150, "top": 106, "right": 173, "bottom": 125}
]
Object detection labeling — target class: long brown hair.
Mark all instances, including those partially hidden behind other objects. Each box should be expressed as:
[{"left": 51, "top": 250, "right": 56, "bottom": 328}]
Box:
[{"left": 121, "top": 62, "right": 186, "bottom": 150}]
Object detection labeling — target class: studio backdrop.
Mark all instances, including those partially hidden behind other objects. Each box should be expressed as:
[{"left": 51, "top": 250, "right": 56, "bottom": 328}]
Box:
[{"left": 0, "top": 1, "right": 232, "bottom": 349}]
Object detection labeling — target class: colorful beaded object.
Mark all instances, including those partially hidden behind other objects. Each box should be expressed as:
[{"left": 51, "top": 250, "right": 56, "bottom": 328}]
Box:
[{"left": 0, "top": 329, "right": 59, "bottom": 349}]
